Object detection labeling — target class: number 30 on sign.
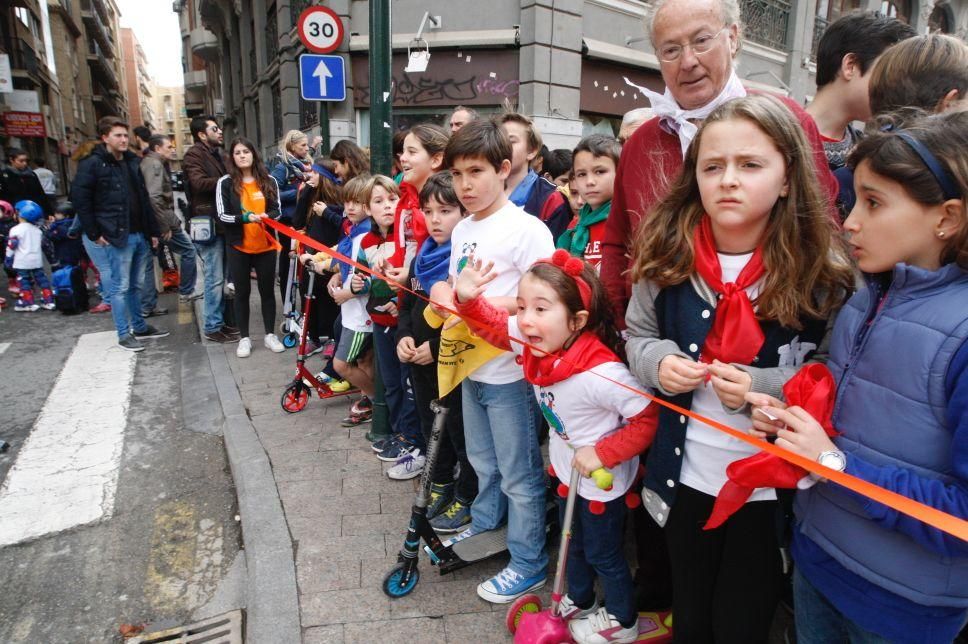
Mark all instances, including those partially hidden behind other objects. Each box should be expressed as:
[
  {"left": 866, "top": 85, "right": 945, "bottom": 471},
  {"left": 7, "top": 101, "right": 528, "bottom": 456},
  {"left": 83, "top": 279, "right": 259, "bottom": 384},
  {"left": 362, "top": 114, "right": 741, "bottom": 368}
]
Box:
[{"left": 297, "top": 6, "right": 344, "bottom": 54}]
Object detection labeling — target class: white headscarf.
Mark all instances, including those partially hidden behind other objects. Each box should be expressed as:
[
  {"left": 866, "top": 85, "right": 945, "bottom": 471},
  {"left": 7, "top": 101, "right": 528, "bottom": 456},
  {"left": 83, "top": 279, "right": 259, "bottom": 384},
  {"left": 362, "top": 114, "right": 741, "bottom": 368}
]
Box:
[{"left": 624, "top": 71, "right": 747, "bottom": 157}]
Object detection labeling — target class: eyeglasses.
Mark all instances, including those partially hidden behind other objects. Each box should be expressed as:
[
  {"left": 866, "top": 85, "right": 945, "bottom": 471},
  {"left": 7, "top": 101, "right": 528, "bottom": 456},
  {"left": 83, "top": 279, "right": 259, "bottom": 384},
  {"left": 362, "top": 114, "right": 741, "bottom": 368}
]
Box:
[
  {"left": 657, "top": 26, "right": 728, "bottom": 62},
  {"left": 207, "top": 125, "right": 222, "bottom": 132}
]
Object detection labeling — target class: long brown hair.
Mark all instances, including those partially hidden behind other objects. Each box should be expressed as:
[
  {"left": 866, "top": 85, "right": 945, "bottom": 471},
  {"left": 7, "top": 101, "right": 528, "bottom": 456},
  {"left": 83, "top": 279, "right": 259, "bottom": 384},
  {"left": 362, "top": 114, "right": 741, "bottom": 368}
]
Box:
[
  {"left": 850, "top": 110, "right": 968, "bottom": 269},
  {"left": 331, "top": 140, "right": 370, "bottom": 181},
  {"left": 306, "top": 160, "right": 344, "bottom": 224},
  {"left": 630, "top": 94, "right": 852, "bottom": 328},
  {"left": 527, "top": 259, "right": 626, "bottom": 362},
  {"left": 227, "top": 137, "right": 278, "bottom": 206}
]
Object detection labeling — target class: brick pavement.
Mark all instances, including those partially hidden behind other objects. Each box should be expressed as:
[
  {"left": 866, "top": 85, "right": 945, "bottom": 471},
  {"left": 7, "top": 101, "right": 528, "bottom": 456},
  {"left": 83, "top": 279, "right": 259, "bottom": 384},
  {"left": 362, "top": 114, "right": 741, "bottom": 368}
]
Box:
[{"left": 215, "top": 304, "right": 517, "bottom": 643}]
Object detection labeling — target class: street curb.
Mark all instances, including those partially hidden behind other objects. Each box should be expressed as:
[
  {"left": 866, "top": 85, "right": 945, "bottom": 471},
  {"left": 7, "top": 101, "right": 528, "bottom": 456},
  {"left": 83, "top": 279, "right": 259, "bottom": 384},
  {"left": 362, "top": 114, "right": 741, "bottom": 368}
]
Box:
[{"left": 196, "top": 300, "right": 301, "bottom": 643}]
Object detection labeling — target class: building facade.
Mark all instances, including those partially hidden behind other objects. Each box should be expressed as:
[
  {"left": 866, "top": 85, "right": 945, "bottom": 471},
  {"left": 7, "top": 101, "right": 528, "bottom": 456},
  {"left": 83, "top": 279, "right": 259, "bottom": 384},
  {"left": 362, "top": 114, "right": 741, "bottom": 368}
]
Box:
[
  {"left": 120, "top": 26, "right": 154, "bottom": 131},
  {"left": 151, "top": 83, "right": 191, "bottom": 166},
  {"left": 181, "top": 0, "right": 968, "bottom": 157}
]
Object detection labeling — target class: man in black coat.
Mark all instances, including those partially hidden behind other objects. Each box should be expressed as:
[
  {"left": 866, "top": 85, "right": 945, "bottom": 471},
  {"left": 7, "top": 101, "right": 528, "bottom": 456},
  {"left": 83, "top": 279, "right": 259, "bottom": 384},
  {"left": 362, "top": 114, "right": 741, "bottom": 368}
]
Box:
[
  {"left": 72, "top": 116, "right": 168, "bottom": 352},
  {"left": 0, "top": 148, "right": 52, "bottom": 215}
]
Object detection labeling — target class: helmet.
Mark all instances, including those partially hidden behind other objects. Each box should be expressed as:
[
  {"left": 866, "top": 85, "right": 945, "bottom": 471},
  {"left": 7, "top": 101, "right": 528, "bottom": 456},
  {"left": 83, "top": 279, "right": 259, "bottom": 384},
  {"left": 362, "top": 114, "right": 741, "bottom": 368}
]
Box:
[
  {"left": 0, "top": 200, "right": 12, "bottom": 219},
  {"left": 15, "top": 200, "right": 44, "bottom": 224},
  {"left": 56, "top": 200, "right": 75, "bottom": 218}
]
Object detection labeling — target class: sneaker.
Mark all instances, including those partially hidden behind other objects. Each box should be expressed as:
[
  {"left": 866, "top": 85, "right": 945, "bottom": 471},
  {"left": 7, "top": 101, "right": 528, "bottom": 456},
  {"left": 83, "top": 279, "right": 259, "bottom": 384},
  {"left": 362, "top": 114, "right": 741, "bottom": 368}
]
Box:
[
  {"left": 568, "top": 607, "right": 639, "bottom": 644},
  {"left": 477, "top": 566, "right": 546, "bottom": 604},
  {"left": 237, "top": 337, "right": 252, "bottom": 358},
  {"left": 40, "top": 302, "right": 56, "bottom": 310},
  {"left": 328, "top": 379, "right": 351, "bottom": 392},
  {"left": 426, "top": 482, "right": 455, "bottom": 519},
  {"left": 89, "top": 302, "right": 111, "bottom": 313},
  {"left": 118, "top": 334, "right": 145, "bottom": 352},
  {"left": 340, "top": 409, "right": 372, "bottom": 426},
  {"left": 142, "top": 307, "right": 169, "bottom": 317},
  {"left": 205, "top": 329, "right": 240, "bottom": 344},
  {"left": 387, "top": 449, "right": 425, "bottom": 480},
  {"left": 14, "top": 303, "right": 40, "bottom": 312},
  {"left": 430, "top": 499, "right": 472, "bottom": 534},
  {"left": 221, "top": 325, "right": 241, "bottom": 337},
  {"left": 322, "top": 340, "right": 336, "bottom": 359},
  {"left": 133, "top": 325, "right": 170, "bottom": 339},
  {"left": 178, "top": 292, "right": 202, "bottom": 303},
  {"left": 264, "top": 333, "right": 285, "bottom": 353},
  {"left": 350, "top": 395, "right": 373, "bottom": 415},
  {"left": 304, "top": 339, "right": 323, "bottom": 357},
  {"left": 377, "top": 437, "right": 417, "bottom": 462},
  {"left": 371, "top": 433, "right": 402, "bottom": 453},
  {"left": 558, "top": 595, "right": 601, "bottom": 622}
]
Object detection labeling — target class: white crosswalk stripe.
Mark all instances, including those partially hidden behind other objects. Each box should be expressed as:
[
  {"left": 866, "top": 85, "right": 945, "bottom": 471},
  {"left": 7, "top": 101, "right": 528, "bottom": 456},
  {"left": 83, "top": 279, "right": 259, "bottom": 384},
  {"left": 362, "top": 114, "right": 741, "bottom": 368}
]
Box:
[
  {"left": 0, "top": 331, "right": 137, "bottom": 547},
  {"left": 0, "top": 342, "right": 9, "bottom": 357}
]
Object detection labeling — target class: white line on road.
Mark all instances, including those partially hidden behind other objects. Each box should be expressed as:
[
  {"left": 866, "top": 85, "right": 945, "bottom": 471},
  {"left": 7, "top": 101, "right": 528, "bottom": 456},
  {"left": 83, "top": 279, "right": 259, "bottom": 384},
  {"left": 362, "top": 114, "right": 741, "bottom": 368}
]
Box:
[
  {"left": 0, "top": 331, "right": 137, "bottom": 547},
  {"left": 0, "top": 342, "right": 10, "bottom": 357}
]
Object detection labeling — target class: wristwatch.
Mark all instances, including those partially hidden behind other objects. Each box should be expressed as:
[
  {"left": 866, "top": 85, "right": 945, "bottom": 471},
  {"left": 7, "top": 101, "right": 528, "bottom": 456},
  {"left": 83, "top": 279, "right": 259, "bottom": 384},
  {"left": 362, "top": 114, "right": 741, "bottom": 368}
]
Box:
[{"left": 817, "top": 450, "right": 847, "bottom": 472}]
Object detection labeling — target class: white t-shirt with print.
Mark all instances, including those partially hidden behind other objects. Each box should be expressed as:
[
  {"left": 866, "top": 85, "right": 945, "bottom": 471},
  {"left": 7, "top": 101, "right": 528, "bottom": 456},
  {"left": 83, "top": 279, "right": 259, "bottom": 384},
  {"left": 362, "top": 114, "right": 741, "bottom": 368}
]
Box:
[
  {"left": 338, "top": 231, "right": 373, "bottom": 333},
  {"left": 679, "top": 252, "right": 776, "bottom": 501},
  {"left": 449, "top": 201, "right": 554, "bottom": 384},
  {"left": 509, "top": 319, "right": 651, "bottom": 502}
]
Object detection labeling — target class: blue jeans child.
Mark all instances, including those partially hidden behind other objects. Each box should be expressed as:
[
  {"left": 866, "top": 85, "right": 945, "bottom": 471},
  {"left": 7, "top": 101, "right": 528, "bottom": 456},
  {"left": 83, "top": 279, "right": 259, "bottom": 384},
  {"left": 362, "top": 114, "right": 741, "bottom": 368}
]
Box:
[
  {"left": 373, "top": 322, "right": 423, "bottom": 449},
  {"left": 462, "top": 378, "right": 548, "bottom": 579},
  {"left": 14, "top": 268, "right": 53, "bottom": 307}
]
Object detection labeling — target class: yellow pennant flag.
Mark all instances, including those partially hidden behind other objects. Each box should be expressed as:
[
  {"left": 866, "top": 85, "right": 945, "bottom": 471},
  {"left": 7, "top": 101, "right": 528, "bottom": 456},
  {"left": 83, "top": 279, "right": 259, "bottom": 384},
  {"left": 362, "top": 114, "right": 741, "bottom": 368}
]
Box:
[{"left": 423, "top": 306, "right": 506, "bottom": 397}]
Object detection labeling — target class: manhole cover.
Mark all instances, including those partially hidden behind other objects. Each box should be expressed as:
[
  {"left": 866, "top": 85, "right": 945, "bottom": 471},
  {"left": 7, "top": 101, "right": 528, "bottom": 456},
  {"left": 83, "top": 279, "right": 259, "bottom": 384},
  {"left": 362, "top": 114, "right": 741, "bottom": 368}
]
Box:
[{"left": 130, "top": 610, "right": 243, "bottom": 643}]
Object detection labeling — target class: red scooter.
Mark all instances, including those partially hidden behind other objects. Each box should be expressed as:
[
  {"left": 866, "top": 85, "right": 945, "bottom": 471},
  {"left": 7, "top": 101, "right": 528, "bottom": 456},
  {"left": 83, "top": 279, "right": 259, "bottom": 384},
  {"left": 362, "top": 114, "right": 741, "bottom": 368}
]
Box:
[{"left": 280, "top": 265, "right": 358, "bottom": 413}]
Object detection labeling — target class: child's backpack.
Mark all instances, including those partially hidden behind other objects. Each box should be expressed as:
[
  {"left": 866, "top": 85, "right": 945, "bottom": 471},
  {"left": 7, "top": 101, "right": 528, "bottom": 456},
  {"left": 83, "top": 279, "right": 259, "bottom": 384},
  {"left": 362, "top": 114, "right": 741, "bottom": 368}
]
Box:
[{"left": 52, "top": 265, "right": 89, "bottom": 314}]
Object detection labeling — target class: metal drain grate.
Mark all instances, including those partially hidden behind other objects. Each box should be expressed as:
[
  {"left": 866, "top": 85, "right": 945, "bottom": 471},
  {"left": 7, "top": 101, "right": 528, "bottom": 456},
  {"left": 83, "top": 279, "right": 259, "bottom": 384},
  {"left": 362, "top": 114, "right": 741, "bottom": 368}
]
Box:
[{"left": 130, "top": 610, "right": 244, "bottom": 644}]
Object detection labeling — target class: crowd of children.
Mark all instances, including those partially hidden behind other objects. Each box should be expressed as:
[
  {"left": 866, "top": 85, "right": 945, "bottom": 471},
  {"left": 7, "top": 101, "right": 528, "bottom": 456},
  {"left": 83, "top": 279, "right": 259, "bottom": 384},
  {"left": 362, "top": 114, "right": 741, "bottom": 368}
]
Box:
[{"left": 291, "top": 71, "right": 967, "bottom": 643}]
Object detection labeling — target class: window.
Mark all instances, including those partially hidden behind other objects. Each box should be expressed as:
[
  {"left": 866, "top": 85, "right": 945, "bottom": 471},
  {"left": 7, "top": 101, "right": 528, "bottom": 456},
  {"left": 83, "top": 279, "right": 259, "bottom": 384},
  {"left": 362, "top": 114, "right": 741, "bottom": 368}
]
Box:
[
  {"left": 880, "top": 0, "right": 911, "bottom": 22},
  {"left": 813, "top": 0, "right": 861, "bottom": 59}
]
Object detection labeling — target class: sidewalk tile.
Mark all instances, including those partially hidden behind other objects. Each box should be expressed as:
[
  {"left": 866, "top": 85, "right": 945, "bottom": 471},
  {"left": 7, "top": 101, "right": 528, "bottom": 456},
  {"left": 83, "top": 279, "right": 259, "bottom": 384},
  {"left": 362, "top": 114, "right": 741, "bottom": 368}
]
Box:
[
  {"left": 343, "top": 617, "right": 445, "bottom": 644},
  {"left": 297, "top": 533, "right": 388, "bottom": 559},
  {"left": 287, "top": 515, "right": 342, "bottom": 542},
  {"left": 301, "top": 587, "right": 393, "bottom": 626},
  {"left": 278, "top": 489, "right": 381, "bottom": 519},
  {"left": 296, "top": 556, "right": 361, "bottom": 594},
  {"left": 342, "top": 513, "right": 410, "bottom": 537},
  {"left": 303, "top": 624, "right": 344, "bottom": 644},
  {"left": 443, "top": 611, "right": 510, "bottom": 643},
  {"left": 385, "top": 577, "right": 493, "bottom": 620}
]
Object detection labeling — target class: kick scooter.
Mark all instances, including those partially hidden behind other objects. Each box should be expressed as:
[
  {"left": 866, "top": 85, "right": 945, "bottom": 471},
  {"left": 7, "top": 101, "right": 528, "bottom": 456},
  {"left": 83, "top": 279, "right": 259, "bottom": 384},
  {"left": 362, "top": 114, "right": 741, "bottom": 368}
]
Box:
[
  {"left": 279, "top": 252, "right": 303, "bottom": 348},
  {"left": 280, "top": 267, "right": 358, "bottom": 413}
]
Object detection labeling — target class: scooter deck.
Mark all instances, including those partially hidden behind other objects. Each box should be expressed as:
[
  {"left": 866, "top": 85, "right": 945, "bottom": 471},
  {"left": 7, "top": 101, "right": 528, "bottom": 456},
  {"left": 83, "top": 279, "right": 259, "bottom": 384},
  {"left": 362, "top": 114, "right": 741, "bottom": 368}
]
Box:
[
  {"left": 635, "top": 611, "right": 672, "bottom": 642},
  {"left": 449, "top": 526, "right": 509, "bottom": 562}
]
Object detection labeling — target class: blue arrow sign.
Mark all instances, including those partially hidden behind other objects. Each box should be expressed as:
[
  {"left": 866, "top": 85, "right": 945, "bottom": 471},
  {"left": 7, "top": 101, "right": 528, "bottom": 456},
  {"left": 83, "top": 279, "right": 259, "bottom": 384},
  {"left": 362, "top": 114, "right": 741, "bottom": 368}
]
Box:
[{"left": 299, "top": 54, "right": 346, "bottom": 102}]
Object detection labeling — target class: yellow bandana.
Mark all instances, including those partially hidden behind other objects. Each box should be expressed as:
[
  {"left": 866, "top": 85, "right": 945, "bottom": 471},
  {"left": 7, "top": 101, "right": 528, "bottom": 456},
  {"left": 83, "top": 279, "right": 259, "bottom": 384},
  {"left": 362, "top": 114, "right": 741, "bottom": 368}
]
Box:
[{"left": 423, "top": 306, "right": 506, "bottom": 397}]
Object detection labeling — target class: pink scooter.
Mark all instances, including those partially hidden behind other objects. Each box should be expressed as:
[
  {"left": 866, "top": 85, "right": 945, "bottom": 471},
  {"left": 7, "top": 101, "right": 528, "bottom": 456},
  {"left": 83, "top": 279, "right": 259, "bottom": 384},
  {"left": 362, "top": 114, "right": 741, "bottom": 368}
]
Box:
[{"left": 506, "top": 465, "right": 673, "bottom": 643}]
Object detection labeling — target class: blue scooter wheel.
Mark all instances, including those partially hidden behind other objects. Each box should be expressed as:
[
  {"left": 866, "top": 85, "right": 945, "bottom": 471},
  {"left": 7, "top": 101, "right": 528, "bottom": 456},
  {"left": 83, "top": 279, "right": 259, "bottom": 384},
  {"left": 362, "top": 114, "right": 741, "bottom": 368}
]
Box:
[
  {"left": 282, "top": 333, "right": 298, "bottom": 348},
  {"left": 382, "top": 563, "right": 420, "bottom": 598}
]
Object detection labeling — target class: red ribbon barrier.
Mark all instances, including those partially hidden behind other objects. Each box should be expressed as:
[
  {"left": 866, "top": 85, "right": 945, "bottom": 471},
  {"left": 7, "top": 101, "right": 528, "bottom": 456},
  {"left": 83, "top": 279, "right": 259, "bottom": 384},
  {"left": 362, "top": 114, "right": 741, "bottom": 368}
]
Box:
[{"left": 265, "top": 216, "right": 968, "bottom": 542}]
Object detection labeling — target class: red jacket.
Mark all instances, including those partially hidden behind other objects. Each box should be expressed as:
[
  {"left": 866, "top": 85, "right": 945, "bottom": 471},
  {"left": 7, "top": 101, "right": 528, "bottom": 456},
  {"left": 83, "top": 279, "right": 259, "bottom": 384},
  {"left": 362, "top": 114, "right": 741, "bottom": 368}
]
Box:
[{"left": 601, "top": 93, "right": 838, "bottom": 328}]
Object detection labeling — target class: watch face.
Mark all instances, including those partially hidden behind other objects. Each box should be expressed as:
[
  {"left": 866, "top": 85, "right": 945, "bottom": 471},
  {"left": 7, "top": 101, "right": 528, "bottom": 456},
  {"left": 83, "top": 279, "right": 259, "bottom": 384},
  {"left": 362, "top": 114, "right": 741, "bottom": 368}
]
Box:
[{"left": 820, "top": 451, "right": 845, "bottom": 471}]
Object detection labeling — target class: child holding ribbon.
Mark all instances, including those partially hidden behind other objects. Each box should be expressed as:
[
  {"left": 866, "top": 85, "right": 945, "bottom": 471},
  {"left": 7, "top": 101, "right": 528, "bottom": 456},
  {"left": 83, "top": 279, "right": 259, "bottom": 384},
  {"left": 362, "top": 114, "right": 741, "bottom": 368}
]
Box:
[{"left": 624, "top": 94, "right": 853, "bottom": 642}]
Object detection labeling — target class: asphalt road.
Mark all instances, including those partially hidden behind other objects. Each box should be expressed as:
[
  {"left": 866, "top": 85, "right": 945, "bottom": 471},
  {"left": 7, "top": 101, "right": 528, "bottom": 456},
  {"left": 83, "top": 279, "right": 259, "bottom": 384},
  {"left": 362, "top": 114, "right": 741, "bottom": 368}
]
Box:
[{"left": 0, "top": 284, "right": 241, "bottom": 643}]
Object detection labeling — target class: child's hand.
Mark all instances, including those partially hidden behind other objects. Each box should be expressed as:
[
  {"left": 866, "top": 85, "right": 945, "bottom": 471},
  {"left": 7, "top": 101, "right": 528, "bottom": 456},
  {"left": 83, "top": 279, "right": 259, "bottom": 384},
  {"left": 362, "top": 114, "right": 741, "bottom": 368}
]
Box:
[
  {"left": 572, "top": 446, "right": 604, "bottom": 477},
  {"left": 756, "top": 405, "right": 837, "bottom": 463},
  {"left": 429, "top": 281, "right": 454, "bottom": 319},
  {"left": 745, "top": 392, "right": 788, "bottom": 439},
  {"left": 350, "top": 273, "right": 366, "bottom": 293},
  {"left": 332, "top": 288, "right": 353, "bottom": 305},
  {"left": 454, "top": 256, "right": 497, "bottom": 303},
  {"left": 384, "top": 265, "right": 407, "bottom": 285},
  {"left": 658, "top": 355, "right": 707, "bottom": 394},
  {"left": 383, "top": 301, "right": 398, "bottom": 316},
  {"left": 708, "top": 360, "right": 752, "bottom": 410},
  {"left": 328, "top": 272, "right": 342, "bottom": 292},
  {"left": 312, "top": 201, "right": 327, "bottom": 216},
  {"left": 411, "top": 341, "right": 434, "bottom": 365},
  {"left": 397, "top": 336, "right": 416, "bottom": 362}
]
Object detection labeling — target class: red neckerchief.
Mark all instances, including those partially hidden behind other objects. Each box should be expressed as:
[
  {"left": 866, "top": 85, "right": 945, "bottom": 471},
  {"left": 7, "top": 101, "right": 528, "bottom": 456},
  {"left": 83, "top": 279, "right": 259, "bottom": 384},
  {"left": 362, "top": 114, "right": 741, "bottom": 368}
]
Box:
[
  {"left": 704, "top": 363, "right": 838, "bottom": 530},
  {"left": 693, "top": 215, "right": 766, "bottom": 365},
  {"left": 520, "top": 332, "right": 619, "bottom": 387},
  {"left": 390, "top": 181, "right": 428, "bottom": 268}
]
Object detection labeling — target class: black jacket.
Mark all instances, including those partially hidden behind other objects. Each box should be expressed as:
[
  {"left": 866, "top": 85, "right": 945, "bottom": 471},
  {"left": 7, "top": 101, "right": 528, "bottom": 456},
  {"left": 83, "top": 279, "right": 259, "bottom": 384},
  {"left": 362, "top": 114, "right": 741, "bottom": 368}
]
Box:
[
  {"left": 0, "top": 166, "right": 53, "bottom": 215},
  {"left": 72, "top": 145, "right": 159, "bottom": 247},
  {"left": 215, "top": 174, "right": 281, "bottom": 247},
  {"left": 397, "top": 262, "right": 441, "bottom": 360}
]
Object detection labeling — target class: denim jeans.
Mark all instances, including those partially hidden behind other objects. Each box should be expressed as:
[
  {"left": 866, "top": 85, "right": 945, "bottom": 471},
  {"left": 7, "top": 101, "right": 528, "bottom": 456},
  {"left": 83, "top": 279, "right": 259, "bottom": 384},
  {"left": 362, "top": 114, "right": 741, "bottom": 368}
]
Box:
[
  {"left": 794, "top": 569, "right": 895, "bottom": 644},
  {"left": 107, "top": 233, "right": 150, "bottom": 339},
  {"left": 141, "top": 229, "right": 199, "bottom": 312},
  {"left": 82, "top": 235, "right": 115, "bottom": 301},
  {"left": 194, "top": 235, "right": 225, "bottom": 334},
  {"left": 373, "top": 322, "right": 423, "bottom": 449},
  {"left": 557, "top": 492, "right": 636, "bottom": 626},
  {"left": 462, "top": 378, "right": 547, "bottom": 579}
]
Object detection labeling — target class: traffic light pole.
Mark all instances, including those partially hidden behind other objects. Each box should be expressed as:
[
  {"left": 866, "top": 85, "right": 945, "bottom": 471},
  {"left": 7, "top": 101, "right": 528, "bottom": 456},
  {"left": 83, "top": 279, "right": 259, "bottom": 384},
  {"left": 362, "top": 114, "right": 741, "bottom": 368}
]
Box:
[{"left": 366, "top": 0, "right": 392, "bottom": 439}]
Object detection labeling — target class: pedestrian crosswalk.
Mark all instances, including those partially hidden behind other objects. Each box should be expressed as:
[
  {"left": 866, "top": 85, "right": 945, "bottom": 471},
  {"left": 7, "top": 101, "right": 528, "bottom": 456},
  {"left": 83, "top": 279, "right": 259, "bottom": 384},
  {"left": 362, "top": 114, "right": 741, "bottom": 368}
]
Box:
[{"left": 0, "top": 331, "right": 137, "bottom": 547}]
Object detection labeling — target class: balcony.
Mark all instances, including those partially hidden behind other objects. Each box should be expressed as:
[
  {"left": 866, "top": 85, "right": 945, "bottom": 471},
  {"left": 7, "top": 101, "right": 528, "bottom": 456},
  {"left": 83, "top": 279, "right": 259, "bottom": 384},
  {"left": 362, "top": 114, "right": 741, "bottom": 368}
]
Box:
[
  {"left": 9, "top": 38, "right": 39, "bottom": 77},
  {"left": 740, "top": 0, "right": 791, "bottom": 51},
  {"left": 80, "top": 0, "right": 115, "bottom": 57},
  {"left": 184, "top": 70, "right": 208, "bottom": 90},
  {"left": 810, "top": 15, "right": 828, "bottom": 62},
  {"left": 87, "top": 40, "right": 119, "bottom": 89},
  {"left": 190, "top": 27, "right": 220, "bottom": 62}
]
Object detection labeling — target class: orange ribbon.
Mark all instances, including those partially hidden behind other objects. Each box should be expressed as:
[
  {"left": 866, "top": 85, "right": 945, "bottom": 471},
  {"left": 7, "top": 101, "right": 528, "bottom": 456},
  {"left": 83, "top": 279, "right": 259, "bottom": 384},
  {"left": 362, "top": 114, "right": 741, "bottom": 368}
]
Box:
[{"left": 265, "top": 216, "right": 968, "bottom": 543}]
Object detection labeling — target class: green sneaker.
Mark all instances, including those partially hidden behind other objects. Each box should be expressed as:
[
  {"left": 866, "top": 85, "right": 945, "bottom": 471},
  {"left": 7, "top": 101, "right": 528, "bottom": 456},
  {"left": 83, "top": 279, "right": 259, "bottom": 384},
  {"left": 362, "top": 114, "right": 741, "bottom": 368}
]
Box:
[
  {"left": 430, "top": 498, "right": 472, "bottom": 534},
  {"left": 426, "top": 482, "right": 455, "bottom": 520}
]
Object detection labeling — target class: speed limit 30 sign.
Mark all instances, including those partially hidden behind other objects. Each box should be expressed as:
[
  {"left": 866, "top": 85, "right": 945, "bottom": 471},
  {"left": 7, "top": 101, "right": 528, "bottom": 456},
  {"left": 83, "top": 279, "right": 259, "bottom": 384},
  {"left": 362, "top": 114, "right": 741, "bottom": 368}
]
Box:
[{"left": 297, "top": 6, "right": 344, "bottom": 54}]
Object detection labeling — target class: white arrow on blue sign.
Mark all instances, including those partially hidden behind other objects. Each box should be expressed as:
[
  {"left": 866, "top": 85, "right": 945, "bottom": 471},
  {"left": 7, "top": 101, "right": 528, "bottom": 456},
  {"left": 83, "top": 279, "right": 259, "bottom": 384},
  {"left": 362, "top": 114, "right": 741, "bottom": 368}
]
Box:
[{"left": 299, "top": 54, "right": 346, "bottom": 102}]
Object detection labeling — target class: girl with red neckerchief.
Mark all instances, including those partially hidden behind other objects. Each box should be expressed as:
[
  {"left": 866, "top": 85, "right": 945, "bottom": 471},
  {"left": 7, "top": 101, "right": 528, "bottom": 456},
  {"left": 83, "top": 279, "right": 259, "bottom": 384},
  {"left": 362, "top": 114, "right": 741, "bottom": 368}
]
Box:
[{"left": 624, "top": 94, "right": 853, "bottom": 643}]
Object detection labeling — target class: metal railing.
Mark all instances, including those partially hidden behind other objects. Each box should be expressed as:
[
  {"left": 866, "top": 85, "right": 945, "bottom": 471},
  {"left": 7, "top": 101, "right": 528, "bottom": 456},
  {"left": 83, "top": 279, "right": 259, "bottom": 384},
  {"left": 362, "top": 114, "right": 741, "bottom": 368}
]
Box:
[
  {"left": 811, "top": 15, "right": 829, "bottom": 61},
  {"left": 740, "top": 0, "right": 791, "bottom": 50}
]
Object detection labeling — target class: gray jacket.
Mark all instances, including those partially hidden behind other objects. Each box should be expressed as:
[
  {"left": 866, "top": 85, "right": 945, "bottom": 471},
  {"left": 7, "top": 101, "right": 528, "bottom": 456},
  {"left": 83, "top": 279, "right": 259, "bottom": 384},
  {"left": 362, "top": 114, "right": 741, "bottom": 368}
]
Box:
[{"left": 140, "top": 151, "right": 179, "bottom": 234}]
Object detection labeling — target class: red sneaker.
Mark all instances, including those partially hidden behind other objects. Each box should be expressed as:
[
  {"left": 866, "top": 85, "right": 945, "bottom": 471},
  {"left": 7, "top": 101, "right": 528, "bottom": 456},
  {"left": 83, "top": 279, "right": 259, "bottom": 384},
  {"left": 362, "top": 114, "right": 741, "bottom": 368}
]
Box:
[{"left": 90, "top": 302, "right": 111, "bottom": 313}]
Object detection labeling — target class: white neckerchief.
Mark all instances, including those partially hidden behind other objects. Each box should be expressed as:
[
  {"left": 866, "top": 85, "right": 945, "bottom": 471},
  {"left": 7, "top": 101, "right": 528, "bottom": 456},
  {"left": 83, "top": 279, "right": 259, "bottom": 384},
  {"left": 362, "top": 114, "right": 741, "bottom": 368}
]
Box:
[{"left": 623, "top": 71, "right": 747, "bottom": 157}]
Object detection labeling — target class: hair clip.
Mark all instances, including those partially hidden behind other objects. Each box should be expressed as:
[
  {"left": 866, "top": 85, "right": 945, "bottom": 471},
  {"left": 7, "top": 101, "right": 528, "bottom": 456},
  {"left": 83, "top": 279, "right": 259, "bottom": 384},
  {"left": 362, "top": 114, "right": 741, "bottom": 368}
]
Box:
[{"left": 536, "top": 250, "right": 592, "bottom": 309}]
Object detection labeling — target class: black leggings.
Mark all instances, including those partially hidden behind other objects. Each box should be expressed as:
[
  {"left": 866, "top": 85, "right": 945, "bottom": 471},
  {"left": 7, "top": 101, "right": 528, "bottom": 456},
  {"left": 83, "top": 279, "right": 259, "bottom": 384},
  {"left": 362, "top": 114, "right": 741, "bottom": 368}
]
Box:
[{"left": 227, "top": 246, "right": 277, "bottom": 338}]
